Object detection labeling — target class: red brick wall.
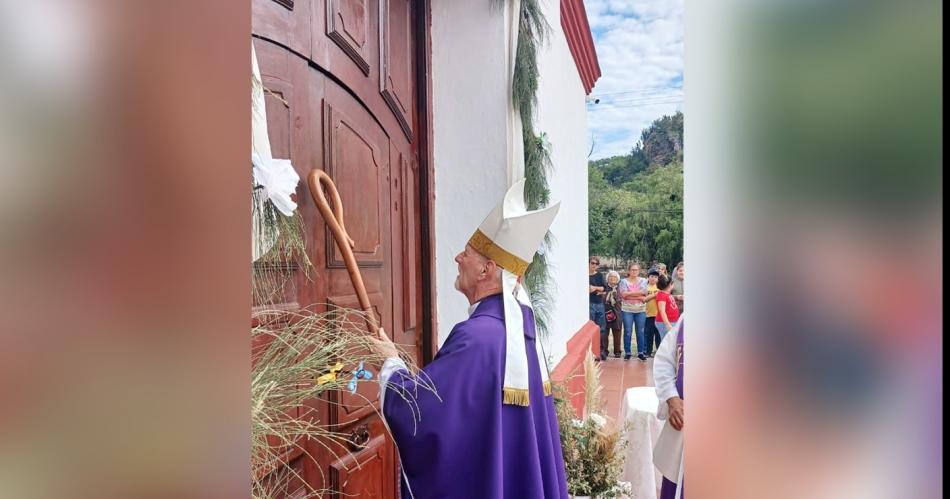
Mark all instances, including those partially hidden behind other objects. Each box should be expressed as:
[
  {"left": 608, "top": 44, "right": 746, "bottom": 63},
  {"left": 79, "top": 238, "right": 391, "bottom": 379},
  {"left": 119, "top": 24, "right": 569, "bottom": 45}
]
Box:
[{"left": 550, "top": 320, "right": 599, "bottom": 417}]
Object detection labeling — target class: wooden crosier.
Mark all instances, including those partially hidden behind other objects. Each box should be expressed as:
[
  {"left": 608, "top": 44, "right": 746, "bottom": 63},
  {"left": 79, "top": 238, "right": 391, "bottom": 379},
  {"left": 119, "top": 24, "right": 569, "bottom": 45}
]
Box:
[{"left": 307, "top": 170, "right": 381, "bottom": 338}]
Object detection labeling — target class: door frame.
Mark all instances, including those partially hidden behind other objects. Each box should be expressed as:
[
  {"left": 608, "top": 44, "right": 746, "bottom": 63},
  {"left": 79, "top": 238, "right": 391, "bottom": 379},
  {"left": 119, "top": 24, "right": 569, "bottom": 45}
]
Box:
[{"left": 414, "top": 0, "right": 438, "bottom": 364}]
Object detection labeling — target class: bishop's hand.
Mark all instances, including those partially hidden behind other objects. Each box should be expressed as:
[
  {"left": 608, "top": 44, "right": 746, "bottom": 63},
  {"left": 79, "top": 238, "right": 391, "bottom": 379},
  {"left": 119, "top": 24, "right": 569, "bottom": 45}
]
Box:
[{"left": 368, "top": 328, "right": 400, "bottom": 360}]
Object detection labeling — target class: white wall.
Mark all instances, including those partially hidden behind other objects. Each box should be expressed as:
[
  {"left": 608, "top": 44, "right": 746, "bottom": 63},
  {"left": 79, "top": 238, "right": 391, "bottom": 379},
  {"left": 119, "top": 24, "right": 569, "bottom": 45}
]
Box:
[
  {"left": 431, "top": 0, "right": 591, "bottom": 365},
  {"left": 431, "top": 1, "right": 510, "bottom": 345},
  {"left": 533, "top": 0, "right": 591, "bottom": 364}
]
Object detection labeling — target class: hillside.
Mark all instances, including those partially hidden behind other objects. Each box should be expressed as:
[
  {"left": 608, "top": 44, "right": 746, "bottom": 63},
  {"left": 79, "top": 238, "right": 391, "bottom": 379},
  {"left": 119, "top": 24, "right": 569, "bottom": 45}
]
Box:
[{"left": 589, "top": 111, "right": 683, "bottom": 266}]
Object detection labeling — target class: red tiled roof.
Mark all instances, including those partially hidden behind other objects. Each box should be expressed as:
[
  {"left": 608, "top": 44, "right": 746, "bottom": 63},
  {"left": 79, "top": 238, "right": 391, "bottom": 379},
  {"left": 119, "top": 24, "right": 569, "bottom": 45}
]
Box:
[{"left": 561, "top": 0, "right": 602, "bottom": 95}]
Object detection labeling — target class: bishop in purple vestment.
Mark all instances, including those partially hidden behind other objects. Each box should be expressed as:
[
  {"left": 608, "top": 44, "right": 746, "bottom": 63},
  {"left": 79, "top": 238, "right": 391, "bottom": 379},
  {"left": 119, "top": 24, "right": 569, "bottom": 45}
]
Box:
[
  {"left": 369, "top": 180, "right": 568, "bottom": 499},
  {"left": 380, "top": 292, "right": 568, "bottom": 498}
]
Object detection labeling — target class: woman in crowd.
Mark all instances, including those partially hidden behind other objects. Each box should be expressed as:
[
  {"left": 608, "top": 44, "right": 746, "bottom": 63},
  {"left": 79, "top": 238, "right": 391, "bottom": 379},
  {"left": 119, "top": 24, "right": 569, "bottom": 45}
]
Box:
[
  {"left": 671, "top": 261, "right": 685, "bottom": 312},
  {"left": 655, "top": 274, "right": 681, "bottom": 341},
  {"left": 603, "top": 271, "right": 624, "bottom": 359},
  {"left": 619, "top": 262, "right": 649, "bottom": 361}
]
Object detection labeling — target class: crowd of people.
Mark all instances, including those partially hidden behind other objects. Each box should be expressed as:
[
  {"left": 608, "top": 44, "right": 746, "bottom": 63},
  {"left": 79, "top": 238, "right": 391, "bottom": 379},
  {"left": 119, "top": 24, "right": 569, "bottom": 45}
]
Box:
[{"left": 588, "top": 257, "right": 684, "bottom": 362}]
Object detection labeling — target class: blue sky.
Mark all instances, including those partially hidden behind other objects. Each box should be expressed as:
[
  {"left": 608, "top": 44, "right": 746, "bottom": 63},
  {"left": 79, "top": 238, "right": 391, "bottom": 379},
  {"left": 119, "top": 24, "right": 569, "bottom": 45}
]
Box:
[{"left": 584, "top": 0, "right": 684, "bottom": 160}]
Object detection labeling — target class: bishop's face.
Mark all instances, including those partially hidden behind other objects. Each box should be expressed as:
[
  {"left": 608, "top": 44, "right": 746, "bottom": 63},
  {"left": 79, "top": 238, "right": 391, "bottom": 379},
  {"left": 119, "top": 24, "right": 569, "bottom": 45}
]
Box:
[{"left": 454, "top": 244, "right": 487, "bottom": 298}]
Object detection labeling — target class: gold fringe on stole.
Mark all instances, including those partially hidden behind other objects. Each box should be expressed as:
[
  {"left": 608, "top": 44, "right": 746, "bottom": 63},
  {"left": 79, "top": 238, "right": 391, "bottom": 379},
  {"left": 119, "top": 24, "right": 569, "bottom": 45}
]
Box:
[
  {"left": 503, "top": 382, "right": 552, "bottom": 406},
  {"left": 502, "top": 387, "right": 531, "bottom": 407}
]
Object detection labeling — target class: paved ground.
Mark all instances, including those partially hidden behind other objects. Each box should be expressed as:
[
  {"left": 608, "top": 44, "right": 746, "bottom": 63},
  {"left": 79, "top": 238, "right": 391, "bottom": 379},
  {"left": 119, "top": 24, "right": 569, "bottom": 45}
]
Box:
[{"left": 597, "top": 355, "right": 655, "bottom": 426}]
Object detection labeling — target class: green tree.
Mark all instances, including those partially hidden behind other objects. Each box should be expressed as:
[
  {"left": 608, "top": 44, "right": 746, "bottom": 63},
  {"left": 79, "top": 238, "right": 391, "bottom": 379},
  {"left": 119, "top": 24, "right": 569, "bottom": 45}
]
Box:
[{"left": 588, "top": 112, "right": 684, "bottom": 267}]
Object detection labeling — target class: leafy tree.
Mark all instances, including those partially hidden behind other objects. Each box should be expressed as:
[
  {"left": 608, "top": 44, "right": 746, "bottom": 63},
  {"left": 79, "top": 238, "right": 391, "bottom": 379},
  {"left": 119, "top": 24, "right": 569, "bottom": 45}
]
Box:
[
  {"left": 588, "top": 112, "right": 684, "bottom": 267},
  {"left": 626, "top": 147, "right": 649, "bottom": 178}
]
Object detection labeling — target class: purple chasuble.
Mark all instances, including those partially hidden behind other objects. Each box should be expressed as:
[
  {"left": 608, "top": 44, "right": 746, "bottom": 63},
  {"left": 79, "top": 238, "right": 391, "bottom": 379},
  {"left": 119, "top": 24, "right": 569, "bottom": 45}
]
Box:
[
  {"left": 383, "top": 294, "right": 569, "bottom": 499},
  {"left": 660, "top": 323, "right": 684, "bottom": 499}
]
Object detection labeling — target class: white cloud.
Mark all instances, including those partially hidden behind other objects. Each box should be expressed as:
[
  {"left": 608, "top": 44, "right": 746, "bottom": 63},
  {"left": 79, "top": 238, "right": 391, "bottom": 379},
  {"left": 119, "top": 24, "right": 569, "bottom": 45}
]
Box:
[{"left": 584, "top": 0, "right": 683, "bottom": 160}]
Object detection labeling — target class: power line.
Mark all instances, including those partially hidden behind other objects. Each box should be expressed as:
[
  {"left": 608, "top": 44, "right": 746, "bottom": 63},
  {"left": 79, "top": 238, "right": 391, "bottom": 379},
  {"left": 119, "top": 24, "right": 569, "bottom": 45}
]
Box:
[
  {"left": 589, "top": 103, "right": 683, "bottom": 111},
  {"left": 593, "top": 89, "right": 679, "bottom": 99},
  {"left": 590, "top": 85, "right": 683, "bottom": 98},
  {"left": 588, "top": 91, "right": 682, "bottom": 106},
  {"left": 588, "top": 92, "right": 683, "bottom": 109},
  {"left": 591, "top": 95, "right": 683, "bottom": 104},
  {"left": 606, "top": 92, "right": 683, "bottom": 103},
  {"left": 587, "top": 99, "right": 683, "bottom": 111},
  {"left": 593, "top": 96, "right": 683, "bottom": 107}
]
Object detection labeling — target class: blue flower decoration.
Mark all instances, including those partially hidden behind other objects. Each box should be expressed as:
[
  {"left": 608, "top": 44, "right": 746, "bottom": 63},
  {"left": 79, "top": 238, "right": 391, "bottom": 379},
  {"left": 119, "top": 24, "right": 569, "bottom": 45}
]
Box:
[{"left": 347, "top": 362, "right": 374, "bottom": 393}]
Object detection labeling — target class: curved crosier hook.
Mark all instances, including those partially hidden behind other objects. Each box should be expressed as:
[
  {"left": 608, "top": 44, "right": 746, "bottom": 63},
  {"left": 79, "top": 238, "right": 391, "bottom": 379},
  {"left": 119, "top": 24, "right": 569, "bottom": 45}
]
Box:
[{"left": 307, "top": 169, "right": 380, "bottom": 337}]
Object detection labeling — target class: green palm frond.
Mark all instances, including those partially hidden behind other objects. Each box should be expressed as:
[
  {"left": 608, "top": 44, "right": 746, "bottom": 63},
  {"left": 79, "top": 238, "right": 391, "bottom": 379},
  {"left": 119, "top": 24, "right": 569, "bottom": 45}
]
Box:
[
  {"left": 251, "top": 306, "right": 435, "bottom": 499},
  {"left": 514, "top": 0, "right": 555, "bottom": 340}
]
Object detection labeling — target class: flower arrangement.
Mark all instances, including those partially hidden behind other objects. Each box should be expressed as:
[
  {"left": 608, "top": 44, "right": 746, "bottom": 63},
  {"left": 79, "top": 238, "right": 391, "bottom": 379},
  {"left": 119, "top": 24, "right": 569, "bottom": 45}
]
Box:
[{"left": 553, "top": 354, "right": 631, "bottom": 498}]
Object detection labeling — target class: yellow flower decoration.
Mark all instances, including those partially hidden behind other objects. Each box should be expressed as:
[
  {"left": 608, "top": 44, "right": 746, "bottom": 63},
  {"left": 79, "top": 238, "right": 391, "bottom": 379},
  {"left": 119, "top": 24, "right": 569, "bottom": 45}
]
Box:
[{"left": 316, "top": 362, "right": 345, "bottom": 385}]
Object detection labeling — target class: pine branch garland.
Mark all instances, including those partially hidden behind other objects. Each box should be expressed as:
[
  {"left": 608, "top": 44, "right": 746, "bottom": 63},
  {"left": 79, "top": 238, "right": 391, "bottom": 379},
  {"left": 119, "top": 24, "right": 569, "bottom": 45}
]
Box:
[{"left": 514, "top": 0, "right": 555, "bottom": 339}]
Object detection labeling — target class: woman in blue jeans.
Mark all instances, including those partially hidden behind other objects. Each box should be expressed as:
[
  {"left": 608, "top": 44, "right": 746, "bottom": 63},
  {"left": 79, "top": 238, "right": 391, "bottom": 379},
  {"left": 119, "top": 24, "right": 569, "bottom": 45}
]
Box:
[{"left": 618, "top": 262, "right": 649, "bottom": 361}]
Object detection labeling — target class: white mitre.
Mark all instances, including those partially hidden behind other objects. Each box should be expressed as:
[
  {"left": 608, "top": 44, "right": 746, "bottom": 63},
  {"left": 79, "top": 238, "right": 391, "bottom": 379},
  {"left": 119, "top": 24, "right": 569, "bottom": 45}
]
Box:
[{"left": 468, "top": 179, "right": 560, "bottom": 406}]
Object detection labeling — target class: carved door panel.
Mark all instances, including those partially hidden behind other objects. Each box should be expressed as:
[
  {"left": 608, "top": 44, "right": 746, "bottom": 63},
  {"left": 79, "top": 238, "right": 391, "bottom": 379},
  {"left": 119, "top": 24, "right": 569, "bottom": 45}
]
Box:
[
  {"left": 388, "top": 147, "right": 421, "bottom": 366},
  {"left": 320, "top": 77, "right": 395, "bottom": 429},
  {"left": 254, "top": 1, "right": 427, "bottom": 496},
  {"left": 325, "top": 0, "right": 374, "bottom": 76},
  {"left": 322, "top": 417, "right": 396, "bottom": 499},
  {"left": 379, "top": 0, "right": 415, "bottom": 140},
  {"left": 252, "top": 0, "right": 313, "bottom": 59},
  {"left": 310, "top": 0, "right": 416, "bottom": 145}
]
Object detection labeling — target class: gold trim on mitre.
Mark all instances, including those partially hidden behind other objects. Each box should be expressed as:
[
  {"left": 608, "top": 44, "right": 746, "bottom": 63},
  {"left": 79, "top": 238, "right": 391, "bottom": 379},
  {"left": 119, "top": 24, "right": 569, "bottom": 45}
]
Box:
[{"left": 468, "top": 229, "right": 530, "bottom": 276}]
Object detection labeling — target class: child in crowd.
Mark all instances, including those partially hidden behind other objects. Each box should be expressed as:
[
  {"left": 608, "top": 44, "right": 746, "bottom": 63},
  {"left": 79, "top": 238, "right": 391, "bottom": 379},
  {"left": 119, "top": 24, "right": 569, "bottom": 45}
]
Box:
[
  {"left": 644, "top": 268, "right": 661, "bottom": 356},
  {"left": 655, "top": 274, "right": 681, "bottom": 341}
]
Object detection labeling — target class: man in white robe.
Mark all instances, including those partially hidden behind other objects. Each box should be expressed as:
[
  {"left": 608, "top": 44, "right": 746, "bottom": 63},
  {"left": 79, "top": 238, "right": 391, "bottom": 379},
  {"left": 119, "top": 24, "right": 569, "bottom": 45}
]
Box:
[{"left": 653, "top": 315, "right": 685, "bottom": 499}]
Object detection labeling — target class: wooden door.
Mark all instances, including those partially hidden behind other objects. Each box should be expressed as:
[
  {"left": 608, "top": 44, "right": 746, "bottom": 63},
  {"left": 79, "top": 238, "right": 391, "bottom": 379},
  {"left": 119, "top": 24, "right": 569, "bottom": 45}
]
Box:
[{"left": 252, "top": 0, "right": 429, "bottom": 496}]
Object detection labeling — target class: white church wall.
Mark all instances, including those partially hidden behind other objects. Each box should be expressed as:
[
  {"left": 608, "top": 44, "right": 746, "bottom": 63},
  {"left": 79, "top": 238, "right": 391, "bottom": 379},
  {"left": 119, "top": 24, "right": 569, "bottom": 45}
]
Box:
[
  {"left": 431, "top": 1, "right": 510, "bottom": 345},
  {"left": 534, "top": 0, "right": 592, "bottom": 365},
  {"left": 431, "top": 0, "right": 591, "bottom": 366}
]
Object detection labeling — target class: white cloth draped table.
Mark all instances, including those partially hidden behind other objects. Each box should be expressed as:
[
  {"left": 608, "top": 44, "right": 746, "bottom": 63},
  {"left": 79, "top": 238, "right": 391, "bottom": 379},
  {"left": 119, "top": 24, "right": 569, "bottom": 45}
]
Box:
[{"left": 618, "top": 386, "right": 663, "bottom": 499}]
